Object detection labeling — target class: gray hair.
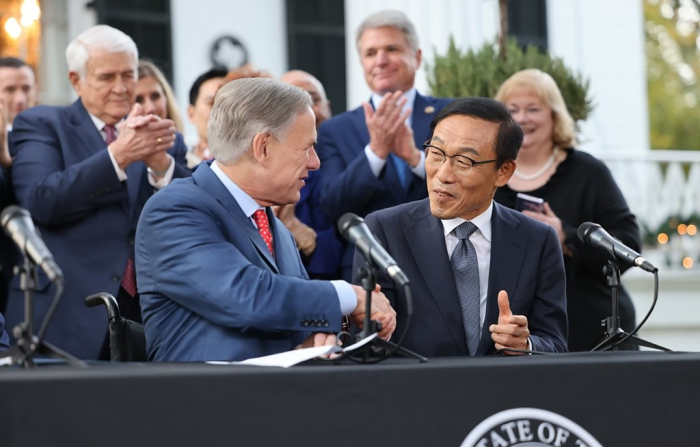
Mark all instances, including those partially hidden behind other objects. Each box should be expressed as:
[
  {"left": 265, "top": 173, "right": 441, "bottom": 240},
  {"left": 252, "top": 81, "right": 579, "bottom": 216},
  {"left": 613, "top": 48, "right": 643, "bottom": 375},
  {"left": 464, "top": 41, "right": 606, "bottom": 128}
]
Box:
[
  {"left": 208, "top": 78, "right": 313, "bottom": 165},
  {"left": 355, "top": 10, "right": 419, "bottom": 54},
  {"left": 66, "top": 25, "right": 138, "bottom": 78}
]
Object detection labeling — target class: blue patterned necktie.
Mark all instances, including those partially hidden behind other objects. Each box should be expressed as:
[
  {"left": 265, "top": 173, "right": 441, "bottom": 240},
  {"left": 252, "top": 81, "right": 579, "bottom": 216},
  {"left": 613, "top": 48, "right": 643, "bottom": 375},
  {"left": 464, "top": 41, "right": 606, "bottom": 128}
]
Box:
[
  {"left": 450, "top": 221, "right": 481, "bottom": 356},
  {"left": 390, "top": 153, "right": 410, "bottom": 188}
]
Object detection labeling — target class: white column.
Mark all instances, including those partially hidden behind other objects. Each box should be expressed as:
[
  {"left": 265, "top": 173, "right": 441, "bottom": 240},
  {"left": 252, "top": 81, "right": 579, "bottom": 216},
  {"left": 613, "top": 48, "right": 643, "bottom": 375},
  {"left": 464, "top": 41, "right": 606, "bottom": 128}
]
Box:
[
  {"left": 547, "top": 0, "right": 649, "bottom": 152},
  {"left": 171, "top": 0, "right": 287, "bottom": 145}
]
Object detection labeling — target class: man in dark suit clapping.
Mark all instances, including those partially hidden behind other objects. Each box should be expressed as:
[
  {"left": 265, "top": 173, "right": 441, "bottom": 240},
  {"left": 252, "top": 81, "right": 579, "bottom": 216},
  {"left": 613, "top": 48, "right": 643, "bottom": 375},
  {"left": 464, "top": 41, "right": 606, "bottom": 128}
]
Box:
[{"left": 316, "top": 10, "right": 452, "bottom": 281}]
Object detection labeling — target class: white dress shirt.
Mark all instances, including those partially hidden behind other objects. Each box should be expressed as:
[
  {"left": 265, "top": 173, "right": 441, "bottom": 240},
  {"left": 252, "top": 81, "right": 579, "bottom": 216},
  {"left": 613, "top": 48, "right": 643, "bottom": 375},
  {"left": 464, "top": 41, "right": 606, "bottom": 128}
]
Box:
[
  {"left": 441, "top": 202, "right": 493, "bottom": 327},
  {"left": 364, "top": 88, "right": 426, "bottom": 179},
  {"left": 89, "top": 113, "right": 175, "bottom": 189},
  {"left": 210, "top": 161, "right": 356, "bottom": 316}
]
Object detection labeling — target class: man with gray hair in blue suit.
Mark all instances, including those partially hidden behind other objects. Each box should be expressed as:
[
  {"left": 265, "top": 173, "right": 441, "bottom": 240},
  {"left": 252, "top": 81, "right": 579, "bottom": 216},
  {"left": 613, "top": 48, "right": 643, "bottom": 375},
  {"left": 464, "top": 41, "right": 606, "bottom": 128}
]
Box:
[{"left": 136, "top": 78, "right": 396, "bottom": 362}]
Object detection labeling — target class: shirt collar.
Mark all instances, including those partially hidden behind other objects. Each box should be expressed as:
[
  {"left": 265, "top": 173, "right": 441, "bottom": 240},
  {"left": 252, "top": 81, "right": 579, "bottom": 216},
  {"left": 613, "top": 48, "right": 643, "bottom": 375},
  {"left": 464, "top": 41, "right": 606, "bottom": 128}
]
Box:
[
  {"left": 440, "top": 201, "right": 493, "bottom": 242},
  {"left": 210, "top": 161, "right": 262, "bottom": 219},
  {"left": 87, "top": 112, "right": 123, "bottom": 133},
  {"left": 371, "top": 88, "right": 417, "bottom": 114}
]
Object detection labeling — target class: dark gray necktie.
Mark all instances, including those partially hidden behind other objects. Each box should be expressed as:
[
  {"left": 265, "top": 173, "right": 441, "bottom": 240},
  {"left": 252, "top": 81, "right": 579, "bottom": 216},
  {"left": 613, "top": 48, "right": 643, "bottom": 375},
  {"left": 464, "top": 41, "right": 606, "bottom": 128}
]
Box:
[{"left": 450, "top": 221, "right": 481, "bottom": 356}]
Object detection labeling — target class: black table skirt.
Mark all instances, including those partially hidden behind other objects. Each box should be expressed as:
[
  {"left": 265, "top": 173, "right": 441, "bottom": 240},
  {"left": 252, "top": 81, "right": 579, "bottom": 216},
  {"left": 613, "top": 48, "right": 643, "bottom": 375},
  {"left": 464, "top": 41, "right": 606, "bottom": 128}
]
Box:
[{"left": 0, "top": 351, "right": 697, "bottom": 446}]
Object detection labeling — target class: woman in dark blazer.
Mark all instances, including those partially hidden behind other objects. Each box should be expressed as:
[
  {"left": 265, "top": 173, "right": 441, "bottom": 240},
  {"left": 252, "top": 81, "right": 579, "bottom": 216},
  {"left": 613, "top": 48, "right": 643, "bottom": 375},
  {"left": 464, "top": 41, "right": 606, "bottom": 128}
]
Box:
[{"left": 494, "top": 69, "right": 642, "bottom": 351}]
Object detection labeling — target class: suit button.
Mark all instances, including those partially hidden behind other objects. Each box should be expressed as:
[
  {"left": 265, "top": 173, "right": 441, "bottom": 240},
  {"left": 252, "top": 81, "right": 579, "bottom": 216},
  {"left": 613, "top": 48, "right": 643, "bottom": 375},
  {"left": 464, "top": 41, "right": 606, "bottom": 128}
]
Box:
[
  {"left": 314, "top": 320, "right": 322, "bottom": 327},
  {"left": 111, "top": 274, "right": 121, "bottom": 282},
  {"left": 322, "top": 321, "right": 329, "bottom": 328},
  {"left": 301, "top": 319, "right": 309, "bottom": 327}
]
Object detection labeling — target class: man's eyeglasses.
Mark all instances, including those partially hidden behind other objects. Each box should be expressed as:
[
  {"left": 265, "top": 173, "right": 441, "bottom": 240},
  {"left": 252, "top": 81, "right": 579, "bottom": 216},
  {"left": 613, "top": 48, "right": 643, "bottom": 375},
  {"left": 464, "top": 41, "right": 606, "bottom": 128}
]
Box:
[{"left": 422, "top": 142, "right": 497, "bottom": 174}]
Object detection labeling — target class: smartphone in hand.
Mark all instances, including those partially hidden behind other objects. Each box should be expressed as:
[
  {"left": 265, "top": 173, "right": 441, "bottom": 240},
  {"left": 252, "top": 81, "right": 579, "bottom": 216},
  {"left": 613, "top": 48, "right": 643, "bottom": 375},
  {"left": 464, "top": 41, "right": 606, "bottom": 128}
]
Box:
[{"left": 515, "top": 193, "right": 544, "bottom": 214}]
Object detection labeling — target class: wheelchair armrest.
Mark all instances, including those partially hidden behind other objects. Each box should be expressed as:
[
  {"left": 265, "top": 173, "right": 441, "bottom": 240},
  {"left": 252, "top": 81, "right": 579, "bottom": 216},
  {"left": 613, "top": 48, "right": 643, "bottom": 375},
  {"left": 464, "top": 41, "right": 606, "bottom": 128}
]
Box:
[{"left": 85, "top": 292, "right": 121, "bottom": 321}]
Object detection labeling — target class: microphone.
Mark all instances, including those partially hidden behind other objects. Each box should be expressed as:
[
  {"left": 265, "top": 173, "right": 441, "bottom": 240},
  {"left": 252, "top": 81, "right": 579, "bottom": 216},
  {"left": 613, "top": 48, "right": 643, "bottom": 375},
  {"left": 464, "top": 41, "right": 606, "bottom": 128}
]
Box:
[
  {"left": 338, "top": 213, "right": 409, "bottom": 286},
  {"left": 577, "top": 222, "right": 657, "bottom": 273},
  {"left": 1, "top": 205, "right": 64, "bottom": 282}
]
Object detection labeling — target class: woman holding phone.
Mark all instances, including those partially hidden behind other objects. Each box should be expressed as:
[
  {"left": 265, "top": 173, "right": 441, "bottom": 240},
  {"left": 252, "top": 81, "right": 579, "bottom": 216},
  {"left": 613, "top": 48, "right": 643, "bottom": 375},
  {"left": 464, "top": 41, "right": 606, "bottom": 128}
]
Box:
[{"left": 493, "top": 69, "right": 642, "bottom": 352}]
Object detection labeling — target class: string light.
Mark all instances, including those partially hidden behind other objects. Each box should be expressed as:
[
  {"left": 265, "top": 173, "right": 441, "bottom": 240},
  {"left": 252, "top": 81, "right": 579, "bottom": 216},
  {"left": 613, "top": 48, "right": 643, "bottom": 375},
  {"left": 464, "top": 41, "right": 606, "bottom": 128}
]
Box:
[
  {"left": 683, "top": 257, "right": 694, "bottom": 269},
  {"left": 657, "top": 233, "right": 669, "bottom": 244},
  {"left": 688, "top": 224, "right": 697, "bottom": 236},
  {"left": 20, "top": 0, "right": 41, "bottom": 24},
  {"left": 4, "top": 18, "right": 21, "bottom": 39},
  {"left": 678, "top": 224, "right": 688, "bottom": 235}
]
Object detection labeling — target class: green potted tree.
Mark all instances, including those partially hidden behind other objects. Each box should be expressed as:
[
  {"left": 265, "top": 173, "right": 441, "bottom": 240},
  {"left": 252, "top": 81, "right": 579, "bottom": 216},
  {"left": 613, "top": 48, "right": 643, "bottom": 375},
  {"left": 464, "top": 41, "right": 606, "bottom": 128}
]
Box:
[{"left": 426, "top": 37, "right": 593, "bottom": 124}]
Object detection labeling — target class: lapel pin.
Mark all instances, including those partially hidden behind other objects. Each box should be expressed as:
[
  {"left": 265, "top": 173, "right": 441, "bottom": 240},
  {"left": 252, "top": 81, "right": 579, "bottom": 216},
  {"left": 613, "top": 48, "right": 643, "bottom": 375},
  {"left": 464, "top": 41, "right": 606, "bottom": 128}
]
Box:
[{"left": 424, "top": 106, "right": 435, "bottom": 114}]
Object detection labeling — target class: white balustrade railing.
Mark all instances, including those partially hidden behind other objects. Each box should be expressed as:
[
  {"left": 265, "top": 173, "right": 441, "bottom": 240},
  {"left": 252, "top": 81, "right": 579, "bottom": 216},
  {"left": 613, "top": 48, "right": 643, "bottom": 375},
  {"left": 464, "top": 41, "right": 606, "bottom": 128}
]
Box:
[
  {"left": 591, "top": 149, "right": 700, "bottom": 231},
  {"left": 590, "top": 149, "right": 700, "bottom": 351},
  {"left": 586, "top": 149, "right": 700, "bottom": 271}
]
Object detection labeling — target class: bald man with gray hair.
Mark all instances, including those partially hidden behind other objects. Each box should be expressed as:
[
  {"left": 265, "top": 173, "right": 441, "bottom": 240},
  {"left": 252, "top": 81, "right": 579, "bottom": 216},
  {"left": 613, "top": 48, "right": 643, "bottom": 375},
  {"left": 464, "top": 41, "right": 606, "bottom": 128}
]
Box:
[
  {"left": 136, "top": 78, "right": 395, "bottom": 362},
  {"left": 5, "top": 24, "right": 190, "bottom": 359}
]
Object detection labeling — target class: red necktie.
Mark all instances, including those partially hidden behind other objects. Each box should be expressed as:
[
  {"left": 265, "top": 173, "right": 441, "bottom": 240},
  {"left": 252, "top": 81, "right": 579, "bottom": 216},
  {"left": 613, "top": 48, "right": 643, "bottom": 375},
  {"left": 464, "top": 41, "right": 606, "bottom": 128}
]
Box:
[
  {"left": 104, "top": 124, "right": 137, "bottom": 297},
  {"left": 253, "top": 209, "right": 274, "bottom": 256}
]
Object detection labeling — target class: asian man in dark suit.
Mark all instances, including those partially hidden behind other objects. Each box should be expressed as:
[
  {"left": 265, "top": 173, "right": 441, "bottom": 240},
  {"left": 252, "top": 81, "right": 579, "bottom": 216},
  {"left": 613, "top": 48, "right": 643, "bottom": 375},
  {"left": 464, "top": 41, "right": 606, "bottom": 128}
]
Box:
[
  {"left": 5, "top": 25, "right": 190, "bottom": 360},
  {"left": 353, "top": 98, "right": 568, "bottom": 357},
  {"left": 316, "top": 10, "right": 451, "bottom": 281},
  {"left": 136, "top": 78, "right": 395, "bottom": 362}
]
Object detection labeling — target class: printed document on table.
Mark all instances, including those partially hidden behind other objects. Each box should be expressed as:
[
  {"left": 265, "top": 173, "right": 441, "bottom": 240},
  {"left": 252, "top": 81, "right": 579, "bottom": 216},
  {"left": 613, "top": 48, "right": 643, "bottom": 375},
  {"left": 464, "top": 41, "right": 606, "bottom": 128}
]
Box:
[{"left": 207, "top": 333, "right": 379, "bottom": 368}]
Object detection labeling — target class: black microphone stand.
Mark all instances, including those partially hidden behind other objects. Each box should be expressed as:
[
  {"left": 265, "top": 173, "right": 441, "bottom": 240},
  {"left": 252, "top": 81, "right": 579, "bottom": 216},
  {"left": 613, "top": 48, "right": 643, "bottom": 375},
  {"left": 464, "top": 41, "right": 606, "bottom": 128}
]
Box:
[
  {"left": 350, "top": 259, "right": 426, "bottom": 363},
  {"left": 591, "top": 260, "right": 669, "bottom": 352},
  {"left": 0, "top": 254, "right": 86, "bottom": 368}
]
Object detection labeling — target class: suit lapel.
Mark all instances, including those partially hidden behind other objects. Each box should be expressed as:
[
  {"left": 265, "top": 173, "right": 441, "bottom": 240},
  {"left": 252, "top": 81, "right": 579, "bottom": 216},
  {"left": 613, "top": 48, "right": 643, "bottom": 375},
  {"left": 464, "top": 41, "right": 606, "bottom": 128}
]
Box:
[
  {"left": 348, "top": 106, "right": 371, "bottom": 164},
  {"left": 405, "top": 93, "right": 437, "bottom": 196},
  {"left": 477, "top": 203, "right": 526, "bottom": 355},
  {"left": 269, "top": 210, "right": 300, "bottom": 277},
  {"left": 68, "top": 99, "right": 112, "bottom": 160},
  {"left": 192, "top": 163, "right": 279, "bottom": 273},
  {"left": 411, "top": 93, "right": 437, "bottom": 148},
  {"left": 405, "top": 200, "right": 468, "bottom": 355},
  {"left": 125, "top": 162, "right": 144, "bottom": 219},
  {"left": 68, "top": 99, "right": 138, "bottom": 214}
]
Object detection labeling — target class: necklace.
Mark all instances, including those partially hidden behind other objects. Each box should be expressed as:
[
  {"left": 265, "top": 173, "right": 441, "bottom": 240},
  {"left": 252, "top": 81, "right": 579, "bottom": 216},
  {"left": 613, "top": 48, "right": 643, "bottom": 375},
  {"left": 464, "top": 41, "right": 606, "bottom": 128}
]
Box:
[{"left": 513, "top": 148, "right": 558, "bottom": 181}]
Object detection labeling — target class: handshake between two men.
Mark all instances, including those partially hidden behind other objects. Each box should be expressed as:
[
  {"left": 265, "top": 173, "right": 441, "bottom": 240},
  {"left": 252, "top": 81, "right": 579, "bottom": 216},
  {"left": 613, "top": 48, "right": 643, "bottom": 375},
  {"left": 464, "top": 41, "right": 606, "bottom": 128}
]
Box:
[
  {"left": 296, "top": 284, "right": 396, "bottom": 351},
  {"left": 297, "top": 278, "right": 532, "bottom": 356}
]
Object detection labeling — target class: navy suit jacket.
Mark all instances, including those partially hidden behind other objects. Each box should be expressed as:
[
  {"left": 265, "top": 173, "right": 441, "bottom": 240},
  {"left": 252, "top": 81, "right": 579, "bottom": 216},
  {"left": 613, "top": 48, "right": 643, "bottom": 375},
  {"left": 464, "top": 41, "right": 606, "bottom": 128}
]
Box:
[
  {"left": 136, "top": 162, "right": 342, "bottom": 362},
  {"left": 316, "top": 93, "right": 452, "bottom": 280},
  {"left": 353, "top": 199, "right": 568, "bottom": 357},
  {"left": 294, "top": 169, "right": 343, "bottom": 279},
  {"left": 0, "top": 312, "right": 8, "bottom": 351},
  {"left": 6, "top": 99, "right": 190, "bottom": 359}
]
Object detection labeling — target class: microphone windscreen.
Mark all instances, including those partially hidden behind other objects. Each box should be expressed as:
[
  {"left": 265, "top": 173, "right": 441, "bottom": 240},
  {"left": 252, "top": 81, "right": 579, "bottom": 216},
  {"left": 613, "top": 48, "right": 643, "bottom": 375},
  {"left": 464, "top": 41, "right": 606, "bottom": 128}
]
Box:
[
  {"left": 1, "top": 205, "right": 27, "bottom": 228},
  {"left": 337, "top": 212, "right": 362, "bottom": 236},
  {"left": 577, "top": 222, "right": 600, "bottom": 244}
]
